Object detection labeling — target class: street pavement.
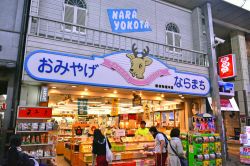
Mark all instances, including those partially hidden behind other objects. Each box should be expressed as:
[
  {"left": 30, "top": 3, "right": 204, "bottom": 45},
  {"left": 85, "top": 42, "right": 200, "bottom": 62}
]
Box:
[{"left": 226, "top": 155, "right": 247, "bottom": 166}]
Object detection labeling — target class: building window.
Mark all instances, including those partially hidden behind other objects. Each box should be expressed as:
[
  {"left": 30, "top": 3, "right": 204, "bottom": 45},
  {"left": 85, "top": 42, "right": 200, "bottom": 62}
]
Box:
[
  {"left": 63, "top": 0, "right": 87, "bottom": 33},
  {"left": 166, "top": 23, "right": 181, "bottom": 52}
]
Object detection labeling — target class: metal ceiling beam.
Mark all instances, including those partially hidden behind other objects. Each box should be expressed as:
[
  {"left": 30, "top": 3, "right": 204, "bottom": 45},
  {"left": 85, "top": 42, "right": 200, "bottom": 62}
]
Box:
[{"left": 213, "top": 18, "right": 250, "bottom": 34}]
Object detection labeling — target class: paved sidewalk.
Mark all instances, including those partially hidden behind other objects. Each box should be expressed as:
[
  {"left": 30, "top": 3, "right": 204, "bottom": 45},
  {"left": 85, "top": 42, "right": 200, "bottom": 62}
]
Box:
[{"left": 225, "top": 155, "right": 246, "bottom": 166}]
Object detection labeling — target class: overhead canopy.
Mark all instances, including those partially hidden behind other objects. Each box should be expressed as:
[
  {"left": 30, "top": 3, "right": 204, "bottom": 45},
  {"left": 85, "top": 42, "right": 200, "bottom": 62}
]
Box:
[
  {"left": 220, "top": 98, "right": 239, "bottom": 111},
  {"left": 207, "top": 97, "right": 240, "bottom": 111}
]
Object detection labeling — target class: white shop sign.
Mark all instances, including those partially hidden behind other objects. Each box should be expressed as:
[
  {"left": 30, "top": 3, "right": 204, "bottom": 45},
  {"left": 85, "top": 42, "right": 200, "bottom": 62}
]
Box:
[{"left": 24, "top": 46, "right": 210, "bottom": 96}]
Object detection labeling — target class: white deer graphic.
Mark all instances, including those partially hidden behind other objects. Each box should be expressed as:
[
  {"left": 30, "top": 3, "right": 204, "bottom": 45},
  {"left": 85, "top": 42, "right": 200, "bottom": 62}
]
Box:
[{"left": 126, "top": 44, "right": 153, "bottom": 79}]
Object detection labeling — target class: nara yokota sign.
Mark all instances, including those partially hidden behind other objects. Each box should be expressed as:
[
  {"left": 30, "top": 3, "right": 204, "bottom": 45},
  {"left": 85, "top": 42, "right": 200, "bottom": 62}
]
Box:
[
  {"left": 24, "top": 45, "right": 210, "bottom": 96},
  {"left": 107, "top": 9, "right": 152, "bottom": 33}
]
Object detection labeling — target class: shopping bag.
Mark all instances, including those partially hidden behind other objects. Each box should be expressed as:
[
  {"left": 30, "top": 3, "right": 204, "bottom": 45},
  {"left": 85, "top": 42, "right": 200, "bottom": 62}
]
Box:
[{"left": 106, "top": 137, "right": 113, "bottom": 162}]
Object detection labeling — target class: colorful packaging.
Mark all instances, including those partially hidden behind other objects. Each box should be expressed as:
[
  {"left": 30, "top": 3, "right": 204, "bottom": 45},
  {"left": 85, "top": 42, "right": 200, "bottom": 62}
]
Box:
[
  {"left": 39, "top": 123, "right": 46, "bottom": 131},
  {"left": 202, "top": 143, "right": 209, "bottom": 154},
  {"left": 46, "top": 122, "right": 53, "bottom": 131},
  {"left": 31, "top": 123, "right": 39, "bottom": 131}
]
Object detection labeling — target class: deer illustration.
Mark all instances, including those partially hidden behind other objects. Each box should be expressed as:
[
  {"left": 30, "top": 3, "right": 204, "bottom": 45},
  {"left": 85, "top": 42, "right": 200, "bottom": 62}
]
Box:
[{"left": 126, "top": 44, "right": 153, "bottom": 79}]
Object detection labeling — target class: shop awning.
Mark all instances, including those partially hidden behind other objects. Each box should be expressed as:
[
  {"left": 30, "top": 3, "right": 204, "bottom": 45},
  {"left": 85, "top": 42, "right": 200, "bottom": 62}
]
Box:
[
  {"left": 220, "top": 98, "right": 239, "bottom": 111},
  {"left": 207, "top": 97, "right": 239, "bottom": 111}
]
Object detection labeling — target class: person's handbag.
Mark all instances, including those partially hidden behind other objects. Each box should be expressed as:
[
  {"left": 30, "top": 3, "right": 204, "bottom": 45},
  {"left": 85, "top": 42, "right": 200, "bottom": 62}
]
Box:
[
  {"left": 105, "top": 137, "right": 113, "bottom": 162},
  {"left": 169, "top": 140, "right": 188, "bottom": 166}
]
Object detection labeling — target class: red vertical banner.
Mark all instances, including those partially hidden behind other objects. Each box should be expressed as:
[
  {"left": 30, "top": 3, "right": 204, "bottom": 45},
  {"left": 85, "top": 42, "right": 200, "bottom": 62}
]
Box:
[
  {"left": 218, "top": 54, "right": 236, "bottom": 79},
  {"left": 17, "top": 106, "right": 52, "bottom": 118}
]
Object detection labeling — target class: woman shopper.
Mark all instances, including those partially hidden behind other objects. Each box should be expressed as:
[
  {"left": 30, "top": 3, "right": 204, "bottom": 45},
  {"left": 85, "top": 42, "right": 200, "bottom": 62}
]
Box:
[
  {"left": 168, "top": 128, "right": 185, "bottom": 166},
  {"left": 6, "top": 134, "right": 38, "bottom": 166},
  {"left": 92, "top": 129, "right": 112, "bottom": 166},
  {"left": 149, "top": 126, "right": 167, "bottom": 166}
]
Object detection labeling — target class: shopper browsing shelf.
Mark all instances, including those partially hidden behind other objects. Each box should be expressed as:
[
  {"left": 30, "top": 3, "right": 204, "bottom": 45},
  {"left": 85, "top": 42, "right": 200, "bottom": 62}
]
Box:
[
  {"left": 168, "top": 128, "right": 185, "bottom": 166},
  {"left": 149, "top": 126, "right": 168, "bottom": 166},
  {"left": 92, "top": 129, "right": 112, "bottom": 166},
  {"left": 5, "top": 134, "right": 38, "bottom": 166},
  {"left": 135, "top": 121, "right": 149, "bottom": 136}
]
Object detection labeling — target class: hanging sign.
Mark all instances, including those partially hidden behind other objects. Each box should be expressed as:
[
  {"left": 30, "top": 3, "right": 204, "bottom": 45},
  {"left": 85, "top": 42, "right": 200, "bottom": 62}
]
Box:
[
  {"left": 24, "top": 44, "right": 210, "bottom": 96},
  {"left": 17, "top": 106, "right": 52, "bottom": 119},
  {"left": 39, "top": 86, "right": 48, "bottom": 102},
  {"left": 78, "top": 98, "right": 88, "bottom": 115},
  {"left": 111, "top": 98, "right": 119, "bottom": 116},
  {"left": 107, "top": 9, "right": 152, "bottom": 33},
  {"left": 218, "top": 54, "right": 236, "bottom": 79},
  {"left": 218, "top": 81, "right": 234, "bottom": 97},
  {"left": 132, "top": 94, "right": 142, "bottom": 107}
]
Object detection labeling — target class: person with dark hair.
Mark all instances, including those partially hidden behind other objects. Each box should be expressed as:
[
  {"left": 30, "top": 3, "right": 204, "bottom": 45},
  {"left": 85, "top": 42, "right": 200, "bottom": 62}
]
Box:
[
  {"left": 149, "top": 126, "right": 167, "bottom": 166},
  {"left": 92, "top": 129, "right": 111, "bottom": 166},
  {"left": 135, "top": 121, "right": 149, "bottom": 136},
  {"left": 168, "top": 128, "right": 185, "bottom": 166},
  {"left": 6, "top": 134, "right": 38, "bottom": 166}
]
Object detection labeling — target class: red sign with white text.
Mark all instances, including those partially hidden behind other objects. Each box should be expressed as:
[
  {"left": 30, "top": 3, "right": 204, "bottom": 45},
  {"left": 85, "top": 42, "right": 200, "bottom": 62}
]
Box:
[
  {"left": 218, "top": 54, "right": 236, "bottom": 79},
  {"left": 17, "top": 106, "right": 52, "bottom": 118}
]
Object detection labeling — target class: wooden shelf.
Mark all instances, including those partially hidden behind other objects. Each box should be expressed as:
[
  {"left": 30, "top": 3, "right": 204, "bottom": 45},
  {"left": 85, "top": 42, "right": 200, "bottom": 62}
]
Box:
[
  {"left": 16, "top": 131, "right": 50, "bottom": 133},
  {"left": 17, "top": 118, "right": 51, "bottom": 120},
  {"left": 21, "top": 143, "right": 53, "bottom": 147},
  {"left": 35, "top": 156, "right": 55, "bottom": 159}
]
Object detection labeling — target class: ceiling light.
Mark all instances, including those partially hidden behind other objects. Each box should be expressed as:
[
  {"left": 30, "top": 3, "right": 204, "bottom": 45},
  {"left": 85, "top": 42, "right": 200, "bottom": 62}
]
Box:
[
  {"left": 139, "top": 92, "right": 142, "bottom": 96},
  {"left": 52, "top": 87, "right": 56, "bottom": 89},
  {"left": 104, "top": 88, "right": 108, "bottom": 91},
  {"left": 72, "top": 86, "right": 76, "bottom": 88},
  {"left": 179, "top": 94, "right": 182, "bottom": 97},
  {"left": 161, "top": 94, "right": 165, "bottom": 98},
  {"left": 84, "top": 88, "right": 88, "bottom": 91},
  {"left": 181, "top": 96, "right": 184, "bottom": 99},
  {"left": 81, "top": 96, "right": 83, "bottom": 98},
  {"left": 113, "top": 90, "right": 117, "bottom": 94},
  {"left": 132, "top": 91, "right": 136, "bottom": 93}
]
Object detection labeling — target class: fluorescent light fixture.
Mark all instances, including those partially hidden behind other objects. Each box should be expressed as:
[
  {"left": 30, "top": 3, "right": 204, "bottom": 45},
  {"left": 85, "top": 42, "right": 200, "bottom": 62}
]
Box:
[
  {"left": 52, "top": 86, "right": 57, "bottom": 89},
  {"left": 72, "top": 86, "right": 77, "bottom": 88},
  {"left": 113, "top": 90, "right": 117, "bottom": 94},
  {"left": 223, "top": 0, "right": 250, "bottom": 11},
  {"left": 3, "top": 95, "right": 7, "bottom": 100},
  {"left": 84, "top": 88, "right": 88, "bottom": 91}
]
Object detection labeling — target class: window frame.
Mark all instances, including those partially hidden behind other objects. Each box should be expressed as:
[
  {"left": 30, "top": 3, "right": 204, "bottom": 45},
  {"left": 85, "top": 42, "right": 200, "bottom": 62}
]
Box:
[
  {"left": 165, "top": 23, "right": 181, "bottom": 53},
  {"left": 62, "top": 1, "right": 87, "bottom": 34}
]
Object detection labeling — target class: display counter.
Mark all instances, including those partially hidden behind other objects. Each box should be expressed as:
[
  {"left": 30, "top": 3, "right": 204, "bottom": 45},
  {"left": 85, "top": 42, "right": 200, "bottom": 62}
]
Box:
[{"left": 79, "top": 136, "right": 155, "bottom": 166}]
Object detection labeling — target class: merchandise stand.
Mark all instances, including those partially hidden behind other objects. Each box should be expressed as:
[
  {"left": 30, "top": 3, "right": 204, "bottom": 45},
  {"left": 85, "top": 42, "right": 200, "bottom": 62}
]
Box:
[{"left": 15, "top": 106, "right": 56, "bottom": 165}]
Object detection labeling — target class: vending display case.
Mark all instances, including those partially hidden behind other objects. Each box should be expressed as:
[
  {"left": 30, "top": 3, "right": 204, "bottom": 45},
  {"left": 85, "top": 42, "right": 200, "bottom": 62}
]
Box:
[
  {"left": 188, "top": 133, "right": 222, "bottom": 166},
  {"left": 240, "top": 126, "right": 250, "bottom": 164}
]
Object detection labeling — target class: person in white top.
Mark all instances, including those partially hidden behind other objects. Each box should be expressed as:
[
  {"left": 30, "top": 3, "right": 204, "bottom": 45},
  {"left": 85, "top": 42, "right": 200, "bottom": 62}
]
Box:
[
  {"left": 149, "top": 126, "right": 167, "bottom": 166},
  {"left": 168, "top": 128, "right": 185, "bottom": 166}
]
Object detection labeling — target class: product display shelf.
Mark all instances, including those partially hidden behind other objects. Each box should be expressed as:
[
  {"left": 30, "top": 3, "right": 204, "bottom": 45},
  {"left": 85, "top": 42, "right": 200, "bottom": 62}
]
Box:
[{"left": 15, "top": 114, "right": 56, "bottom": 162}]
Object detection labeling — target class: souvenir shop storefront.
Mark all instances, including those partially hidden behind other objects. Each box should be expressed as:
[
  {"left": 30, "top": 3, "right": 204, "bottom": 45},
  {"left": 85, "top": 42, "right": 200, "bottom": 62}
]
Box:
[{"left": 16, "top": 48, "right": 223, "bottom": 166}]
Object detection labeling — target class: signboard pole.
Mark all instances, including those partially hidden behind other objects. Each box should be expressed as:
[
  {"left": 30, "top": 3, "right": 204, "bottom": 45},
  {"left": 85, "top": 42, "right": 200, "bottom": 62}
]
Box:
[{"left": 204, "top": 2, "right": 227, "bottom": 163}]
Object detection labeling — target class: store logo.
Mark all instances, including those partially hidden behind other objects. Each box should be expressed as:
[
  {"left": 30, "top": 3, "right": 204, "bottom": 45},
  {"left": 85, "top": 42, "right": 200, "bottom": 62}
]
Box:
[
  {"left": 102, "top": 44, "right": 170, "bottom": 86},
  {"left": 218, "top": 54, "right": 236, "bottom": 79},
  {"left": 126, "top": 44, "right": 152, "bottom": 79},
  {"left": 107, "top": 9, "right": 152, "bottom": 33}
]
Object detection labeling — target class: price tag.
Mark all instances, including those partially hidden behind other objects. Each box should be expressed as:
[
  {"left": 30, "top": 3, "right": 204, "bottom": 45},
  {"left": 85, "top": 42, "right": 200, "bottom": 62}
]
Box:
[{"left": 115, "top": 129, "right": 125, "bottom": 137}]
